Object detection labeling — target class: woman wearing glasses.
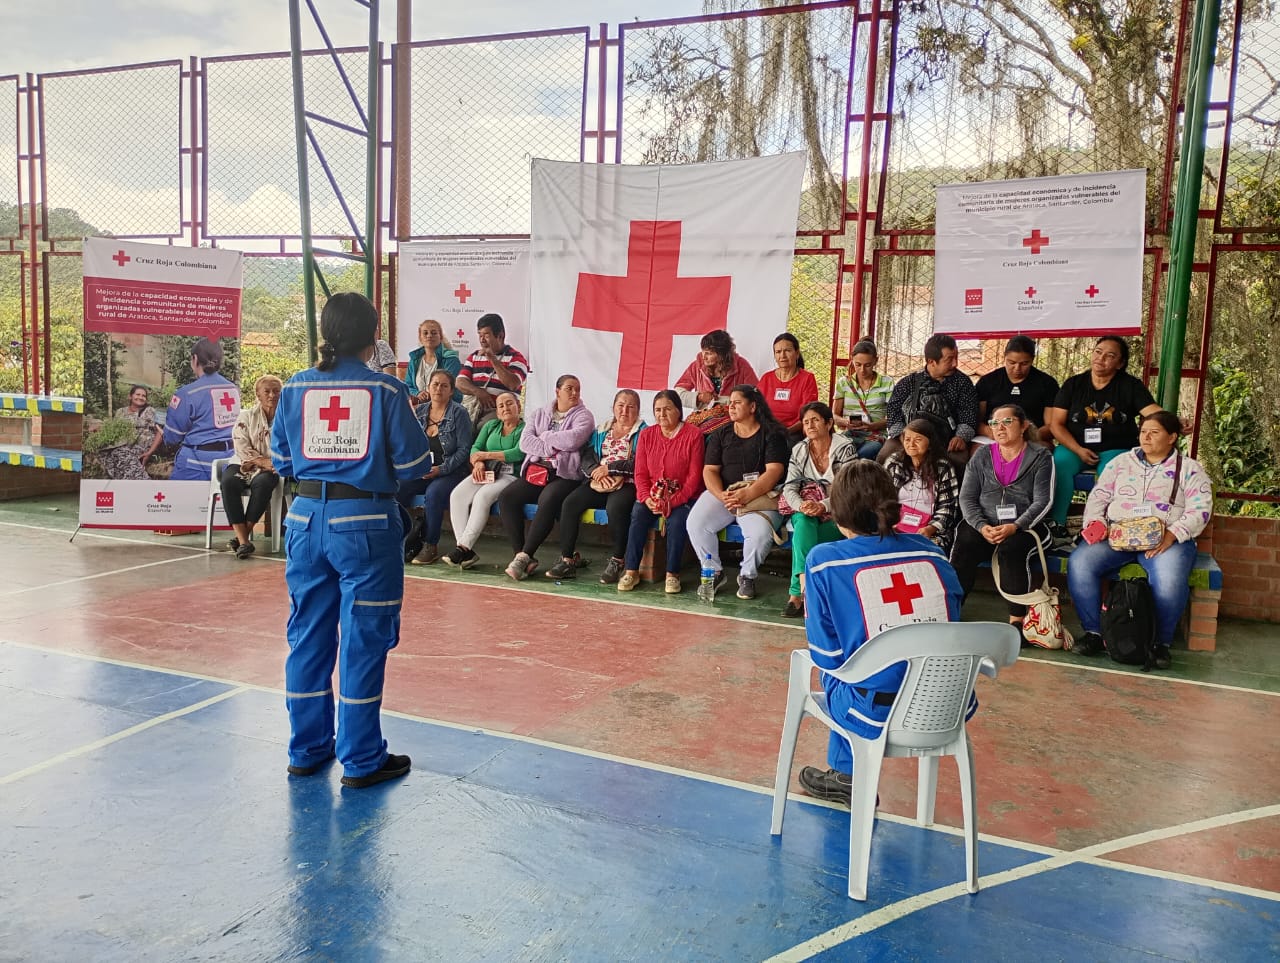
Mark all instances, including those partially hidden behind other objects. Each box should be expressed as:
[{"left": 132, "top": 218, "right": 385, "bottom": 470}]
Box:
[{"left": 949, "top": 403, "right": 1055, "bottom": 641}]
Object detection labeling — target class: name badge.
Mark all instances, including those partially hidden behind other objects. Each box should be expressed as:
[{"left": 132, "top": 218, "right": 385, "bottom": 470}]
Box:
[
  {"left": 1010, "top": 385, "right": 1021, "bottom": 396},
  {"left": 1133, "top": 502, "right": 1154, "bottom": 516},
  {"left": 900, "top": 509, "right": 923, "bottom": 527},
  {"left": 996, "top": 505, "right": 1018, "bottom": 521},
  {"left": 742, "top": 472, "right": 760, "bottom": 483},
  {"left": 775, "top": 388, "right": 790, "bottom": 402},
  {"left": 477, "top": 470, "right": 496, "bottom": 485},
  {"left": 1084, "top": 427, "right": 1102, "bottom": 445}
]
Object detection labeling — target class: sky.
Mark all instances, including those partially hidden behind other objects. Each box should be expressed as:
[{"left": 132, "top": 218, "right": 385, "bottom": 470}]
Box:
[{"left": 4, "top": 1, "right": 710, "bottom": 75}]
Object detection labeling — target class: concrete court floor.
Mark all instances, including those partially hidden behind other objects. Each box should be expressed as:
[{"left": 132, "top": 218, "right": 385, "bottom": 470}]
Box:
[{"left": 1, "top": 493, "right": 1277, "bottom": 960}]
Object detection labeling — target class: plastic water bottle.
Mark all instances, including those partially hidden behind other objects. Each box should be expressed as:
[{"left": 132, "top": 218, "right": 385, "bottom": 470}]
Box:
[{"left": 698, "top": 554, "right": 716, "bottom": 603}]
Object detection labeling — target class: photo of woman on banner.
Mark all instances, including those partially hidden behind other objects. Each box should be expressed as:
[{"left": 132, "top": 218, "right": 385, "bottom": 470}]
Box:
[
  {"left": 97, "top": 384, "right": 164, "bottom": 480},
  {"left": 162, "top": 337, "right": 241, "bottom": 481}
]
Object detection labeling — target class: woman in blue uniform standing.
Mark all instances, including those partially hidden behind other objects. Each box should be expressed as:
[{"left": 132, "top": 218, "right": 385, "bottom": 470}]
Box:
[
  {"left": 162, "top": 337, "right": 241, "bottom": 481},
  {"left": 270, "top": 293, "right": 432, "bottom": 789}
]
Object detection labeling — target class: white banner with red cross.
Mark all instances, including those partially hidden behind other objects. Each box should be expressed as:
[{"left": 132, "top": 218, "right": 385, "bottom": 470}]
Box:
[
  {"left": 933, "top": 169, "right": 1146, "bottom": 338},
  {"left": 526, "top": 154, "right": 806, "bottom": 409},
  {"left": 395, "top": 241, "right": 530, "bottom": 361},
  {"left": 82, "top": 237, "right": 243, "bottom": 338}
]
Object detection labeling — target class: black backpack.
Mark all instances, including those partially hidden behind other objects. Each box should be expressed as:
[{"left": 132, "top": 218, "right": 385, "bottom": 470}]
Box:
[
  {"left": 1101, "top": 578, "right": 1158, "bottom": 670},
  {"left": 906, "top": 376, "right": 957, "bottom": 439}
]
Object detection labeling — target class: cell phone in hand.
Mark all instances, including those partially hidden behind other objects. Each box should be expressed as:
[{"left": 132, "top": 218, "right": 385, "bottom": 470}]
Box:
[{"left": 1081, "top": 520, "right": 1108, "bottom": 545}]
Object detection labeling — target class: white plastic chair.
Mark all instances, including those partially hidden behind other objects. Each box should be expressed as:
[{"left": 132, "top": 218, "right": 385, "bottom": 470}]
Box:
[
  {"left": 770, "top": 621, "right": 1021, "bottom": 901},
  {"left": 204, "top": 457, "right": 286, "bottom": 553}
]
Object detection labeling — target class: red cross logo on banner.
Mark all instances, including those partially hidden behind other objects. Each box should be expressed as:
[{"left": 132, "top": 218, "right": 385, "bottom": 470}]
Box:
[
  {"left": 1022, "top": 230, "right": 1049, "bottom": 254},
  {"left": 454, "top": 283, "right": 472, "bottom": 304},
  {"left": 880, "top": 571, "right": 924, "bottom": 616},
  {"left": 218, "top": 392, "right": 237, "bottom": 412},
  {"left": 455, "top": 328, "right": 465, "bottom": 339},
  {"left": 154, "top": 492, "right": 165, "bottom": 503},
  {"left": 319, "top": 396, "right": 351, "bottom": 432},
  {"left": 1085, "top": 284, "right": 1100, "bottom": 298},
  {"left": 112, "top": 250, "right": 131, "bottom": 267},
  {"left": 571, "top": 220, "right": 732, "bottom": 390},
  {"left": 1025, "top": 286, "right": 1037, "bottom": 298}
]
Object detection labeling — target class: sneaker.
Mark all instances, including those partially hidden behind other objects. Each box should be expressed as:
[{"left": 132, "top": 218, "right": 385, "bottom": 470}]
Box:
[
  {"left": 505, "top": 552, "right": 533, "bottom": 581},
  {"left": 664, "top": 574, "right": 682, "bottom": 594},
  {"left": 546, "top": 556, "right": 579, "bottom": 579},
  {"left": 443, "top": 546, "right": 479, "bottom": 569},
  {"left": 617, "top": 571, "right": 640, "bottom": 592},
  {"left": 1153, "top": 646, "right": 1172, "bottom": 670},
  {"left": 341, "top": 753, "right": 411, "bottom": 789},
  {"left": 736, "top": 575, "right": 757, "bottom": 600},
  {"left": 1074, "top": 631, "right": 1104, "bottom": 657},
  {"left": 599, "top": 557, "right": 626, "bottom": 585},
  {"left": 287, "top": 753, "right": 335, "bottom": 777},
  {"left": 235, "top": 541, "right": 256, "bottom": 560},
  {"left": 798, "top": 766, "right": 852, "bottom": 805},
  {"left": 713, "top": 570, "right": 729, "bottom": 596},
  {"left": 410, "top": 543, "right": 438, "bottom": 566},
  {"left": 782, "top": 598, "right": 805, "bottom": 619},
  {"left": 227, "top": 537, "right": 240, "bottom": 552}
]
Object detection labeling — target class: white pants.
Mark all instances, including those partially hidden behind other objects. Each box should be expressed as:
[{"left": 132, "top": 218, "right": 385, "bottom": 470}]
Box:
[
  {"left": 449, "top": 474, "right": 516, "bottom": 549},
  {"left": 686, "top": 490, "right": 781, "bottom": 579}
]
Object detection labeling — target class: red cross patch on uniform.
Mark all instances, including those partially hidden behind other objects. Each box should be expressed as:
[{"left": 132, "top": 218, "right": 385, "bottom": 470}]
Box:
[
  {"left": 302, "top": 388, "right": 371, "bottom": 461},
  {"left": 854, "top": 560, "right": 949, "bottom": 636},
  {"left": 210, "top": 388, "right": 241, "bottom": 429}
]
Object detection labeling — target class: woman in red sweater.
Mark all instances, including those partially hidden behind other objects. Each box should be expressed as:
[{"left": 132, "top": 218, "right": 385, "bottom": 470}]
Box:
[
  {"left": 755, "top": 332, "right": 818, "bottom": 438},
  {"left": 618, "top": 390, "right": 706, "bottom": 594}
]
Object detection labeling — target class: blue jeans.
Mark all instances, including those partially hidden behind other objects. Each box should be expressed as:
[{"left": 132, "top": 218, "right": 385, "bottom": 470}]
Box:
[
  {"left": 1067, "top": 537, "right": 1198, "bottom": 644},
  {"left": 1050, "top": 446, "right": 1124, "bottom": 524},
  {"left": 624, "top": 501, "right": 691, "bottom": 575},
  {"left": 397, "top": 468, "right": 467, "bottom": 545}
]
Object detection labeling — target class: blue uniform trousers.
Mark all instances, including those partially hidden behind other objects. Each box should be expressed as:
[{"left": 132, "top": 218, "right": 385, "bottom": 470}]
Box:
[
  {"left": 284, "top": 495, "right": 404, "bottom": 779},
  {"left": 174, "top": 445, "right": 226, "bottom": 481}
]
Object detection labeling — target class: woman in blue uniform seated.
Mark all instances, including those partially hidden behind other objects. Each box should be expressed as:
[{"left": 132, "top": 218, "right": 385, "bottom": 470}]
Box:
[
  {"left": 397, "top": 368, "right": 473, "bottom": 565},
  {"left": 270, "top": 292, "right": 432, "bottom": 789},
  {"left": 796, "top": 460, "right": 965, "bottom": 805},
  {"left": 162, "top": 337, "right": 241, "bottom": 481}
]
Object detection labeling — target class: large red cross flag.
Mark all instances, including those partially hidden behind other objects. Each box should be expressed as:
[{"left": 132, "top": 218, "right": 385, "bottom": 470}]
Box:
[{"left": 527, "top": 154, "right": 806, "bottom": 406}]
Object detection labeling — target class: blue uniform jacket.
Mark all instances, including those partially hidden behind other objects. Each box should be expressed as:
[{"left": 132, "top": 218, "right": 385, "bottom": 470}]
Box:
[
  {"left": 270, "top": 357, "right": 432, "bottom": 492},
  {"left": 163, "top": 373, "right": 240, "bottom": 449},
  {"left": 804, "top": 533, "right": 964, "bottom": 697}
]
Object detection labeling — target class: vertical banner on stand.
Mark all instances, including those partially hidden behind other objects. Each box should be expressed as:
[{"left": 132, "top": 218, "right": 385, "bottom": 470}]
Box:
[
  {"left": 934, "top": 169, "right": 1146, "bottom": 338},
  {"left": 79, "top": 238, "right": 244, "bottom": 529},
  {"left": 526, "top": 154, "right": 805, "bottom": 408},
  {"left": 395, "top": 242, "right": 531, "bottom": 360}
]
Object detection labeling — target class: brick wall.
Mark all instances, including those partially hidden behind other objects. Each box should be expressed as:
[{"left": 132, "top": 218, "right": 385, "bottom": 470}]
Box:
[
  {"left": 30, "top": 412, "right": 83, "bottom": 450},
  {"left": 0, "top": 464, "right": 80, "bottom": 499},
  {"left": 1212, "top": 514, "right": 1280, "bottom": 623}
]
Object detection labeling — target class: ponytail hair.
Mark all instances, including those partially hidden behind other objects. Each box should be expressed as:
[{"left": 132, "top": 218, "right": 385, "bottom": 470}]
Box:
[
  {"left": 190, "top": 337, "right": 223, "bottom": 375},
  {"left": 830, "top": 460, "right": 901, "bottom": 537},
  {"left": 730, "top": 383, "right": 784, "bottom": 435},
  {"left": 317, "top": 292, "right": 378, "bottom": 372},
  {"left": 989, "top": 403, "right": 1037, "bottom": 444}
]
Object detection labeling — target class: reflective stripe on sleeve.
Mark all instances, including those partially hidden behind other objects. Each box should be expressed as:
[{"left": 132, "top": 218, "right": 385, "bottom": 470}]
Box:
[{"left": 394, "top": 450, "right": 431, "bottom": 471}]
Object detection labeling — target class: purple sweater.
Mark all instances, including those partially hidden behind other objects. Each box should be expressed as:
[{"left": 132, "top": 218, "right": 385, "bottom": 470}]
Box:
[{"left": 518, "top": 401, "right": 596, "bottom": 480}]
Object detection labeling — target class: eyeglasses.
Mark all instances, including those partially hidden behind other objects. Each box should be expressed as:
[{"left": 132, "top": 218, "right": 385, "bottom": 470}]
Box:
[{"left": 987, "top": 417, "right": 1017, "bottom": 427}]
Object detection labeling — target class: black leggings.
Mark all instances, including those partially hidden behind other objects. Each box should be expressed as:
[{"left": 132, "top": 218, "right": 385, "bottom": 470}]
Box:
[
  {"left": 949, "top": 520, "right": 1051, "bottom": 617},
  {"left": 559, "top": 482, "right": 636, "bottom": 560},
  {"left": 498, "top": 476, "right": 580, "bottom": 555},
  {"left": 220, "top": 463, "right": 276, "bottom": 527}
]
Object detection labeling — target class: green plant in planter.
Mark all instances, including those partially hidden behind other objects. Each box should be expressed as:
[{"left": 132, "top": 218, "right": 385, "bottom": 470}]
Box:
[{"left": 82, "top": 417, "right": 138, "bottom": 452}]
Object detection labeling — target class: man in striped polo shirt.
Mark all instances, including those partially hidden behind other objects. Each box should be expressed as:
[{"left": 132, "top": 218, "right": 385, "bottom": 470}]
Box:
[{"left": 456, "top": 313, "right": 530, "bottom": 428}]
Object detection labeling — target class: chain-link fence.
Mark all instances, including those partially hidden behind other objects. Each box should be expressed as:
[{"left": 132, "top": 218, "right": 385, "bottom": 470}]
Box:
[
  {"left": 401, "top": 30, "right": 590, "bottom": 238},
  {"left": 39, "top": 63, "right": 185, "bottom": 239},
  {"left": 4, "top": 3, "right": 1279, "bottom": 498},
  {"left": 204, "top": 49, "right": 373, "bottom": 240}
]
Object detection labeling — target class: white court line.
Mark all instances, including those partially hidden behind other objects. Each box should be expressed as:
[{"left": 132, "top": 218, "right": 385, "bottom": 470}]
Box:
[
  {"left": 762, "top": 802, "right": 1280, "bottom": 962},
  {"left": 4, "top": 635, "right": 1278, "bottom": 937},
  {"left": 0, "top": 686, "right": 246, "bottom": 786},
  {"left": 0, "top": 550, "right": 214, "bottom": 596},
  {"left": 0, "top": 519, "right": 215, "bottom": 554},
  {"left": 13, "top": 515, "right": 1275, "bottom": 701}
]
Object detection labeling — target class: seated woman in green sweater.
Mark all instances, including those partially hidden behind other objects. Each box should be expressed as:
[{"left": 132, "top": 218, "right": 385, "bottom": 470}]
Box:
[{"left": 441, "top": 391, "right": 524, "bottom": 569}]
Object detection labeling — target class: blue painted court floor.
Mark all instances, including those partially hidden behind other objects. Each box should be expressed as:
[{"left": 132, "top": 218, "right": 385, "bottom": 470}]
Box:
[{"left": 2, "top": 642, "right": 1277, "bottom": 962}]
